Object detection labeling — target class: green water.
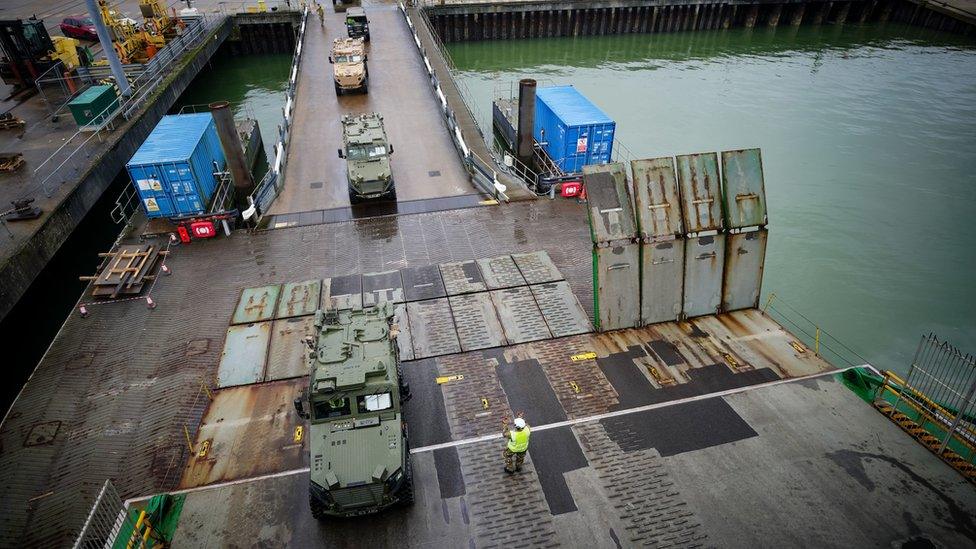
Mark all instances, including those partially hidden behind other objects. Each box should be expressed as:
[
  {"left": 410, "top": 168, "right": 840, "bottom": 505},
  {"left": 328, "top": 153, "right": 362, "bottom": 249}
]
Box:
[
  {"left": 448, "top": 23, "right": 976, "bottom": 373},
  {"left": 175, "top": 51, "right": 293, "bottom": 160}
]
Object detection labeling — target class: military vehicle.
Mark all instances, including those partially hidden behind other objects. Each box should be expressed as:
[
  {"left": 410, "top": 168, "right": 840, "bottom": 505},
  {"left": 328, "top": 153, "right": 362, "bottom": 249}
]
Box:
[
  {"left": 332, "top": 0, "right": 360, "bottom": 13},
  {"left": 293, "top": 302, "right": 413, "bottom": 518},
  {"left": 338, "top": 113, "right": 396, "bottom": 204},
  {"left": 330, "top": 37, "right": 367, "bottom": 95},
  {"left": 345, "top": 7, "right": 369, "bottom": 41}
]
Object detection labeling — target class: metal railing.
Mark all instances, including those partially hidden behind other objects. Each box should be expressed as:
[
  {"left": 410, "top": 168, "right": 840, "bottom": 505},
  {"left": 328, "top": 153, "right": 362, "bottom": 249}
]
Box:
[
  {"left": 29, "top": 14, "right": 227, "bottom": 200},
  {"left": 881, "top": 334, "right": 976, "bottom": 458},
  {"left": 399, "top": 2, "right": 506, "bottom": 201},
  {"left": 247, "top": 5, "right": 309, "bottom": 218},
  {"left": 73, "top": 480, "right": 139, "bottom": 549}
]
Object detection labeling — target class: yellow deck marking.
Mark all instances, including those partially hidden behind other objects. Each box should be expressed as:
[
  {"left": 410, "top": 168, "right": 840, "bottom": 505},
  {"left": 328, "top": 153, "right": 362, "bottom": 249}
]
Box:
[
  {"left": 722, "top": 353, "right": 740, "bottom": 369},
  {"left": 197, "top": 439, "right": 211, "bottom": 459},
  {"left": 294, "top": 425, "right": 304, "bottom": 443},
  {"left": 571, "top": 352, "right": 597, "bottom": 362},
  {"left": 789, "top": 341, "right": 807, "bottom": 353},
  {"left": 479, "top": 199, "right": 499, "bottom": 205},
  {"left": 481, "top": 397, "right": 489, "bottom": 410},
  {"left": 570, "top": 381, "right": 581, "bottom": 394},
  {"left": 436, "top": 374, "right": 464, "bottom": 384}
]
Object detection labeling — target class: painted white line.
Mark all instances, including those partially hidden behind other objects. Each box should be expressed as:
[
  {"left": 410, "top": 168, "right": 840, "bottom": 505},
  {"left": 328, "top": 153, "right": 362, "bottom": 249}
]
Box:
[
  {"left": 409, "top": 365, "right": 872, "bottom": 455},
  {"left": 126, "top": 467, "right": 311, "bottom": 504}
]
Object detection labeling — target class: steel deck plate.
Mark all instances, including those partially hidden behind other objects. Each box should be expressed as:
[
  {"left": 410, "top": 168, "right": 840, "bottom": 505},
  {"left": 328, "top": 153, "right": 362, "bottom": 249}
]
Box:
[
  {"left": 401, "top": 265, "right": 447, "bottom": 302},
  {"left": 448, "top": 292, "right": 508, "bottom": 351},
  {"left": 530, "top": 281, "right": 592, "bottom": 337},
  {"left": 217, "top": 322, "right": 272, "bottom": 388},
  {"left": 490, "top": 287, "right": 552, "bottom": 343},
  {"left": 363, "top": 270, "right": 405, "bottom": 306},
  {"left": 512, "top": 251, "right": 563, "bottom": 284},
  {"left": 439, "top": 260, "right": 487, "bottom": 295},
  {"left": 276, "top": 279, "right": 322, "bottom": 318},
  {"left": 322, "top": 274, "right": 363, "bottom": 310},
  {"left": 394, "top": 303, "right": 415, "bottom": 361},
  {"left": 477, "top": 255, "right": 527, "bottom": 290},
  {"left": 231, "top": 285, "right": 281, "bottom": 324},
  {"left": 406, "top": 298, "right": 461, "bottom": 359},
  {"left": 266, "top": 317, "right": 314, "bottom": 381}
]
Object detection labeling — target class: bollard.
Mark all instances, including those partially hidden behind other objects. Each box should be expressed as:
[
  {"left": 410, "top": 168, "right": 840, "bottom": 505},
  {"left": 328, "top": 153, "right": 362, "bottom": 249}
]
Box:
[
  {"left": 79, "top": 305, "right": 88, "bottom": 318},
  {"left": 146, "top": 297, "right": 156, "bottom": 309},
  {"left": 161, "top": 264, "right": 171, "bottom": 276}
]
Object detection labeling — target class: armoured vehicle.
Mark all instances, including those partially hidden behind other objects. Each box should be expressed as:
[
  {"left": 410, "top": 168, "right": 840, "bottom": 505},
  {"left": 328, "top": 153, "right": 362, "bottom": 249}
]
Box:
[
  {"left": 332, "top": 0, "right": 360, "bottom": 13},
  {"left": 294, "top": 302, "right": 413, "bottom": 518},
  {"left": 345, "top": 7, "right": 369, "bottom": 41},
  {"left": 330, "top": 37, "right": 367, "bottom": 95},
  {"left": 338, "top": 113, "right": 396, "bottom": 203}
]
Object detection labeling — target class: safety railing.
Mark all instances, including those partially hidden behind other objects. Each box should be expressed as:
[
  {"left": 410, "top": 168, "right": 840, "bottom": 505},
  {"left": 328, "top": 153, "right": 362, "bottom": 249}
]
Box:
[
  {"left": 72, "top": 479, "right": 139, "bottom": 549},
  {"left": 246, "top": 5, "right": 309, "bottom": 219},
  {"left": 399, "top": 2, "right": 506, "bottom": 201},
  {"left": 215, "top": 0, "right": 295, "bottom": 15},
  {"left": 761, "top": 292, "right": 874, "bottom": 369},
  {"left": 29, "top": 14, "right": 227, "bottom": 200},
  {"left": 878, "top": 334, "right": 976, "bottom": 459}
]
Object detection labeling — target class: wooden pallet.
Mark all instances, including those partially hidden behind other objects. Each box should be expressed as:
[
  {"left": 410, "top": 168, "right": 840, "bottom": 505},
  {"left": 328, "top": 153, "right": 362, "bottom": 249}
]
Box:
[{"left": 81, "top": 244, "right": 168, "bottom": 299}]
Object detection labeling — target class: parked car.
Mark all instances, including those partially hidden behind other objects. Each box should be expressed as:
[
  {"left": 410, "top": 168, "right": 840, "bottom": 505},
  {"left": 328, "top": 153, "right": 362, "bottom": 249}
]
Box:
[{"left": 60, "top": 16, "right": 97, "bottom": 41}]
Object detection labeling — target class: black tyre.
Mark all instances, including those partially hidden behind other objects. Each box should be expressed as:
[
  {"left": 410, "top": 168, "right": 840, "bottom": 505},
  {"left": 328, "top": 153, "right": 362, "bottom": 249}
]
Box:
[
  {"left": 310, "top": 492, "right": 328, "bottom": 521},
  {"left": 361, "top": 78, "right": 368, "bottom": 94},
  {"left": 388, "top": 186, "right": 397, "bottom": 201},
  {"left": 334, "top": 82, "right": 342, "bottom": 96},
  {"left": 399, "top": 456, "right": 414, "bottom": 506},
  {"left": 349, "top": 189, "right": 362, "bottom": 205}
]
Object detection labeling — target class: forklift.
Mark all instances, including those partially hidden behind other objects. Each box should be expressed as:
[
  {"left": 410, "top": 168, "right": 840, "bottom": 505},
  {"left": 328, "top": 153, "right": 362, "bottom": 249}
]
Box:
[{"left": 0, "top": 18, "right": 92, "bottom": 96}]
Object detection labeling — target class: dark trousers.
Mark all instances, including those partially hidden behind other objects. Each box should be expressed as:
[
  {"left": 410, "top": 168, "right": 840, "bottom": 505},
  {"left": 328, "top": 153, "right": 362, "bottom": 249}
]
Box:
[{"left": 504, "top": 448, "right": 526, "bottom": 472}]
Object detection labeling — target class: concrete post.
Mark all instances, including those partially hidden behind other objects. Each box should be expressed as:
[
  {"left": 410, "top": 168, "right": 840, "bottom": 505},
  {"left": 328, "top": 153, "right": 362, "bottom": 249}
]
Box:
[
  {"left": 745, "top": 5, "right": 760, "bottom": 27},
  {"left": 516, "top": 79, "right": 537, "bottom": 166},
  {"left": 836, "top": 2, "right": 850, "bottom": 24},
  {"left": 85, "top": 0, "right": 131, "bottom": 97},
  {"left": 768, "top": 4, "right": 783, "bottom": 27},
  {"left": 791, "top": 4, "right": 806, "bottom": 25},
  {"left": 210, "top": 101, "right": 255, "bottom": 210}
]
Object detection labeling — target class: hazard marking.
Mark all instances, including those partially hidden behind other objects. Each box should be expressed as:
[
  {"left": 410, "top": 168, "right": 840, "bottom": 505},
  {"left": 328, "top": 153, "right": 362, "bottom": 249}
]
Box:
[
  {"left": 436, "top": 374, "right": 464, "bottom": 385},
  {"left": 571, "top": 352, "right": 597, "bottom": 362}
]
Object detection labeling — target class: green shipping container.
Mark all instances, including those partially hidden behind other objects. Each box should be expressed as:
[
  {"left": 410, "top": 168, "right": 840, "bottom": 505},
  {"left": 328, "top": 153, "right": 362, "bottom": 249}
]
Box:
[{"left": 68, "top": 84, "right": 119, "bottom": 128}]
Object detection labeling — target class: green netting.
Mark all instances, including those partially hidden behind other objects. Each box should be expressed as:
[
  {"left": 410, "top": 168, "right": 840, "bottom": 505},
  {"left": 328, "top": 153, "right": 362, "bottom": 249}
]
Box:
[{"left": 111, "top": 494, "right": 186, "bottom": 549}]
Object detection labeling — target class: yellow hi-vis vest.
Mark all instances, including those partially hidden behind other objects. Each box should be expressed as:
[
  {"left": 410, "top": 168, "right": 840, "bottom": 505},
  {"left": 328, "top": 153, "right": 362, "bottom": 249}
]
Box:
[{"left": 508, "top": 426, "right": 530, "bottom": 453}]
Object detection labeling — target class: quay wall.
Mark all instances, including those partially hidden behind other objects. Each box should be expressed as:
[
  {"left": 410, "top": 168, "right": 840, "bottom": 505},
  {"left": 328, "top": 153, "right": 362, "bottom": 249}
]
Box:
[
  {"left": 0, "top": 14, "right": 300, "bottom": 323},
  {"left": 423, "top": 0, "right": 974, "bottom": 41}
]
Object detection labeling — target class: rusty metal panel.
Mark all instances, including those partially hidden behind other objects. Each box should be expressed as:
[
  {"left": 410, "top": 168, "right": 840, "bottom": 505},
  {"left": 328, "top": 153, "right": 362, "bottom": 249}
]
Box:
[
  {"left": 400, "top": 265, "right": 447, "bottom": 302},
  {"left": 682, "top": 234, "right": 726, "bottom": 318},
  {"left": 530, "top": 281, "right": 592, "bottom": 337},
  {"left": 676, "top": 152, "right": 724, "bottom": 234},
  {"left": 490, "top": 286, "right": 552, "bottom": 343},
  {"left": 179, "top": 379, "right": 306, "bottom": 489},
  {"left": 449, "top": 292, "right": 508, "bottom": 351},
  {"left": 721, "top": 148, "right": 767, "bottom": 229},
  {"left": 406, "top": 298, "right": 461, "bottom": 359},
  {"left": 722, "top": 229, "right": 767, "bottom": 312},
  {"left": 393, "top": 303, "right": 414, "bottom": 361},
  {"left": 217, "top": 322, "right": 272, "bottom": 388},
  {"left": 641, "top": 239, "right": 685, "bottom": 325},
  {"left": 631, "top": 157, "right": 684, "bottom": 239},
  {"left": 583, "top": 162, "right": 636, "bottom": 244},
  {"left": 276, "top": 279, "right": 322, "bottom": 319},
  {"left": 593, "top": 243, "right": 640, "bottom": 331},
  {"left": 476, "top": 255, "right": 527, "bottom": 290},
  {"left": 363, "top": 270, "right": 404, "bottom": 306},
  {"left": 266, "top": 317, "right": 314, "bottom": 381},
  {"left": 231, "top": 285, "right": 281, "bottom": 324},
  {"left": 322, "top": 274, "right": 362, "bottom": 310},
  {"left": 512, "top": 251, "right": 563, "bottom": 284},
  {"left": 440, "top": 260, "right": 487, "bottom": 295}
]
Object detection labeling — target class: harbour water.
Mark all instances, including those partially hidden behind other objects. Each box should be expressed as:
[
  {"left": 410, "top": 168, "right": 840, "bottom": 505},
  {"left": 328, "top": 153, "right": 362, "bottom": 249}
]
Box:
[{"left": 448, "top": 22, "right": 976, "bottom": 372}]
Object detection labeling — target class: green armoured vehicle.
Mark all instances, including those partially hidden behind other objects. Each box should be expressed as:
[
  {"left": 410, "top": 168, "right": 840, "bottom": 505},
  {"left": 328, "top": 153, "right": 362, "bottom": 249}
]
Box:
[
  {"left": 294, "top": 302, "right": 413, "bottom": 518},
  {"left": 338, "top": 113, "right": 396, "bottom": 204}
]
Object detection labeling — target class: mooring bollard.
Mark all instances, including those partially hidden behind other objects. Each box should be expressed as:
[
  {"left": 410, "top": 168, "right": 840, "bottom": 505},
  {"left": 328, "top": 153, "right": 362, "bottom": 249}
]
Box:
[
  {"left": 146, "top": 297, "right": 156, "bottom": 309},
  {"left": 79, "top": 306, "right": 88, "bottom": 318},
  {"left": 161, "top": 264, "right": 171, "bottom": 276}
]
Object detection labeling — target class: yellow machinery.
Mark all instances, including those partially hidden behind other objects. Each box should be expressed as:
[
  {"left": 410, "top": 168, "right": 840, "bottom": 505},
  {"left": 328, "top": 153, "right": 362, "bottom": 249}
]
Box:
[
  {"left": 138, "top": 0, "right": 177, "bottom": 50},
  {"left": 51, "top": 36, "right": 81, "bottom": 70},
  {"left": 97, "top": 0, "right": 144, "bottom": 64}
]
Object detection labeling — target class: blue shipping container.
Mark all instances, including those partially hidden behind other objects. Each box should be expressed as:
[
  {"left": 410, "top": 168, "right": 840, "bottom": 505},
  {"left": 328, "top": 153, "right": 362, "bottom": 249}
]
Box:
[
  {"left": 534, "top": 86, "right": 615, "bottom": 174},
  {"left": 126, "top": 113, "right": 227, "bottom": 219}
]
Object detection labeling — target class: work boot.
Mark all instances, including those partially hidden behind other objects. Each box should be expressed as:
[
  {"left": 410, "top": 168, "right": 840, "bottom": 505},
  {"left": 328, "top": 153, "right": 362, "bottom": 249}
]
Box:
[{"left": 504, "top": 467, "right": 515, "bottom": 474}]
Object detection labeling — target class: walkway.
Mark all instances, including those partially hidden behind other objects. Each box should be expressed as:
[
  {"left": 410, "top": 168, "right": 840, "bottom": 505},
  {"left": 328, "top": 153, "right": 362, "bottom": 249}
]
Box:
[{"left": 271, "top": 3, "right": 474, "bottom": 215}]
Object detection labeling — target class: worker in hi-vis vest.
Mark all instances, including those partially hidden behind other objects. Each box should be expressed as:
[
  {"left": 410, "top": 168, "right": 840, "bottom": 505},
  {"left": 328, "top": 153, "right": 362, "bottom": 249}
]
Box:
[{"left": 502, "top": 414, "right": 530, "bottom": 473}]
